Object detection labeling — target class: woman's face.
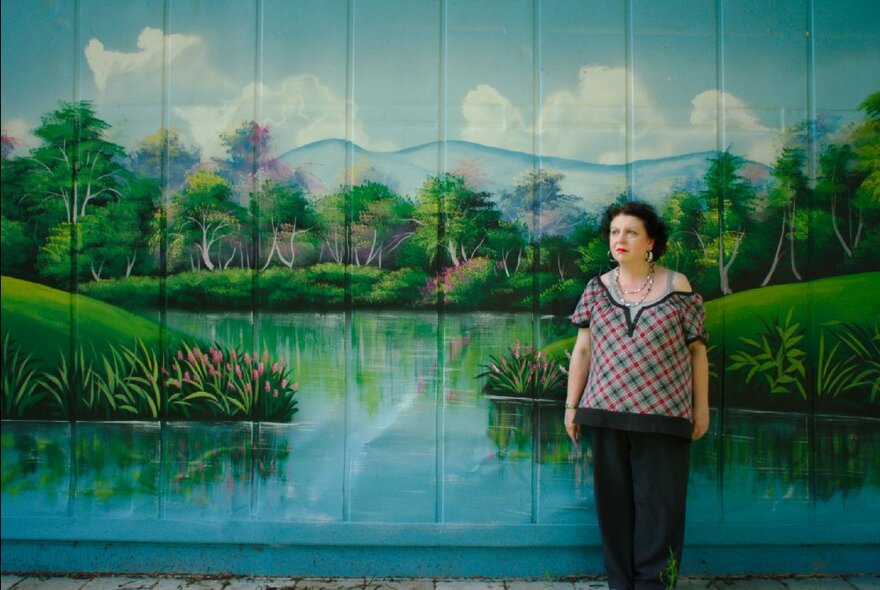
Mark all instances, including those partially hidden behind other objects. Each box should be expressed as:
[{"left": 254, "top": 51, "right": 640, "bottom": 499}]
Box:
[{"left": 609, "top": 214, "right": 654, "bottom": 264}]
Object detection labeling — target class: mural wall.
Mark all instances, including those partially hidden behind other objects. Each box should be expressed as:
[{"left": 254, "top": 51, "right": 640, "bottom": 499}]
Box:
[{"left": 1, "top": 0, "right": 879, "bottom": 576}]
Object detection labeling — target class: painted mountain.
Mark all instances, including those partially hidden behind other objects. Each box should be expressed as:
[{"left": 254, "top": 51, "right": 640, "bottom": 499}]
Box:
[{"left": 279, "top": 139, "right": 772, "bottom": 212}]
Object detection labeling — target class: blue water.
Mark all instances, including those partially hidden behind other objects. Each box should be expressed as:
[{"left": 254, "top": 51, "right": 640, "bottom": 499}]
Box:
[
  {"left": 1, "top": 409, "right": 878, "bottom": 526},
  {"left": 2, "top": 311, "right": 879, "bottom": 574}
]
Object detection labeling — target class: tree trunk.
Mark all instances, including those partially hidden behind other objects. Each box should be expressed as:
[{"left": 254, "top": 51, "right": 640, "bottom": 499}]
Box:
[
  {"left": 90, "top": 259, "right": 104, "bottom": 281},
  {"left": 125, "top": 255, "right": 136, "bottom": 278},
  {"left": 830, "top": 197, "right": 854, "bottom": 257},
  {"left": 762, "top": 211, "right": 787, "bottom": 286},
  {"left": 789, "top": 202, "right": 802, "bottom": 280},
  {"left": 447, "top": 240, "right": 460, "bottom": 266},
  {"left": 200, "top": 225, "right": 215, "bottom": 271}
]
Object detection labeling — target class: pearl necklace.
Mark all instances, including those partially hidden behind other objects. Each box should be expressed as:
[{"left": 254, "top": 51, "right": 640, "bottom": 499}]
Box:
[{"left": 613, "top": 264, "right": 655, "bottom": 308}]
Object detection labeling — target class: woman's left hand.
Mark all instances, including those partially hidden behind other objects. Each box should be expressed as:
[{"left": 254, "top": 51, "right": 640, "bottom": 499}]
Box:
[{"left": 692, "top": 404, "right": 710, "bottom": 440}]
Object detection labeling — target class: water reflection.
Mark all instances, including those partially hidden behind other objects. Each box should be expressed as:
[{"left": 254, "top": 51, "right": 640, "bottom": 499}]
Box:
[
  {"left": 2, "top": 411, "right": 877, "bottom": 527},
  {"left": 2, "top": 311, "right": 878, "bottom": 533}
]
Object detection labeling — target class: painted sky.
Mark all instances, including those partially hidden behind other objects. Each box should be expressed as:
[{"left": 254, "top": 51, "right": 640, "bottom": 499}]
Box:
[{"left": 1, "top": 0, "right": 878, "bottom": 166}]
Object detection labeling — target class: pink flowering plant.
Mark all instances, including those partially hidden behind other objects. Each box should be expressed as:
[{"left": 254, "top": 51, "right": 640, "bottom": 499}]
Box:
[
  {"left": 478, "top": 340, "right": 567, "bottom": 400},
  {"left": 420, "top": 257, "right": 495, "bottom": 307},
  {"left": 164, "top": 343, "right": 299, "bottom": 421},
  {"left": 1, "top": 330, "right": 299, "bottom": 422}
]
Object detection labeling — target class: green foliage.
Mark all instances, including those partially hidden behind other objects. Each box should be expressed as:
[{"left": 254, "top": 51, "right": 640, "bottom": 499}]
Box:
[
  {"left": 479, "top": 341, "right": 567, "bottom": 400},
  {"left": 167, "top": 169, "right": 245, "bottom": 272},
  {"left": 36, "top": 222, "right": 79, "bottom": 287},
  {"left": 360, "top": 267, "right": 428, "bottom": 306},
  {"left": 853, "top": 91, "right": 880, "bottom": 207},
  {"left": 728, "top": 308, "right": 808, "bottom": 398},
  {"left": 818, "top": 322, "right": 880, "bottom": 401},
  {"left": 500, "top": 169, "right": 579, "bottom": 240},
  {"left": 413, "top": 174, "right": 501, "bottom": 267},
  {"left": 1, "top": 333, "right": 47, "bottom": 418},
  {"left": 129, "top": 128, "right": 200, "bottom": 190},
  {"left": 77, "top": 275, "right": 162, "bottom": 308},
  {"left": 660, "top": 547, "right": 679, "bottom": 590},
  {"left": 41, "top": 346, "right": 85, "bottom": 417},
  {"left": 0, "top": 333, "right": 299, "bottom": 422},
  {"left": 27, "top": 101, "right": 129, "bottom": 225},
  {"left": 258, "top": 267, "right": 342, "bottom": 308},
  {"left": 253, "top": 179, "right": 319, "bottom": 269},
  {"left": 0, "top": 217, "right": 35, "bottom": 275},
  {"left": 537, "top": 277, "right": 584, "bottom": 315}
]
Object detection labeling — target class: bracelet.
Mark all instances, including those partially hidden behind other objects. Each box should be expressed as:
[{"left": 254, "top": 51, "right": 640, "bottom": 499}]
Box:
[{"left": 564, "top": 402, "right": 578, "bottom": 410}]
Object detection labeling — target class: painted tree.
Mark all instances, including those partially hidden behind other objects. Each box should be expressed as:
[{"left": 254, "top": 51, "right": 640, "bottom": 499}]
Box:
[
  {"left": 350, "top": 190, "right": 415, "bottom": 267},
  {"left": 539, "top": 233, "right": 580, "bottom": 280},
  {"left": 413, "top": 173, "right": 501, "bottom": 267},
  {"left": 762, "top": 146, "right": 809, "bottom": 285},
  {"left": 317, "top": 181, "right": 414, "bottom": 267},
  {"left": 79, "top": 178, "right": 159, "bottom": 279},
  {"left": 169, "top": 170, "right": 245, "bottom": 271},
  {"left": 851, "top": 91, "right": 880, "bottom": 208},
  {"left": 844, "top": 90, "right": 880, "bottom": 270},
  {"left": 700, "top": 150, "right": 755, "bottom": 295},
  {"left": 253, "top": 179, "right": 318, "bottom": 269},
  {"left": 217, "top": 121, "right": 289, "bottom": 194},
  {"left": 500, "top": 169, "right": 578, "bottom": 241},
  {"left": 316, "top": 191, "right": 348, "bottom": 264},
  {"left": 129, "top": 128, "right": 200, "bottom": 195},
  {"left": 816, "top": 144, "right": 864, "bottom": 259},
  {"left": 35, "top": 222, "right": 78, "bottom": 287},
  {"left": 661, "top": 189, "right": 707, "bottom": 282},
  {"left": 26, "top": 101, "right": 127, "bottom": 224},
  {"left": 571, "top": 210, "right": 610, "bottom": 281},
  {"left": 486, "top": 221, "right": 529, "bottom": 277}
]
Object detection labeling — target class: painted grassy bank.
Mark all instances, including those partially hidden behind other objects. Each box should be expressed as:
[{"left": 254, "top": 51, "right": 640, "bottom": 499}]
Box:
[{"left": 1, "top": 276, "right": 298, "bottom": 421}]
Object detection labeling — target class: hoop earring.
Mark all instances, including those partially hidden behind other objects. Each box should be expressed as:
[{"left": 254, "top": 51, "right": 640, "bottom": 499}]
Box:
[{"left": 645, "top": 250, "right": 654, "bottom": 263}]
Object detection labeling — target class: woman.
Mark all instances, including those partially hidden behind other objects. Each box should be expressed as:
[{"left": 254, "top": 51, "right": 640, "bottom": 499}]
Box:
[{"left": 564, "top": 200, "right": 709, "bottom": 590}]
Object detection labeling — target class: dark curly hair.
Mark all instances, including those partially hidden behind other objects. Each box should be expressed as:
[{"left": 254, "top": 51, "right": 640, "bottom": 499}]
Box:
[{"left": 600, "top": 200, "right": 669, "bottom": 260}]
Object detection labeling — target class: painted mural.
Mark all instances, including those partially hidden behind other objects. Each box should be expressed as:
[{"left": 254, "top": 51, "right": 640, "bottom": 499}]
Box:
[{"left": 1, "top": 0, "right": 879, "bottom": 576}]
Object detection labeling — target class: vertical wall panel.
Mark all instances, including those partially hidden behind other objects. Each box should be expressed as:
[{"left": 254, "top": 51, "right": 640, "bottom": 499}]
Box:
[
  {"left": 0, "top": 0, "right": 77, "bottom": 419},
  {"left": 347, "top": 0, "right": 441, "bottom": 523},
  {"left": 442, "top": 0, "right": 538, "bottom": 524},
  {"left": 534, "top": 0, "right": 627, "bottom": 525},
  {"left": 70, "top": 5, "right": 166, "bottom": 516},
  {"left": 719, "top": 0, "right": 813, "bottom": 526},
  {"left": 252, "top": 0, "right": 349, "bottom": 523},
  {"left": 631, "top": 1, "right": 717, "bottom": 185},
  {"left": 810, "top": 0, "right": 880, "bottom": 526}
]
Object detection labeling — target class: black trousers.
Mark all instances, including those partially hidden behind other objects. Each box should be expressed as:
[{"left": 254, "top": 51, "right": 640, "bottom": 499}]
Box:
[{"left": 590, "top": 428, "right": 691, "bottom": 590}]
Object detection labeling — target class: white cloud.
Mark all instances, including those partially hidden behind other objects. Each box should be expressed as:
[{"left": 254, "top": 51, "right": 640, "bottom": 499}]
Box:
[
  {"left": 1, "top": 118, "right": 40, "bottom": 154},
  {"left": 690, "top": 89, "right": 778, "bottom": 163},
  {"left": 459, "top": 66, "right": 779, "bottom": 165},
  {"left": 173, "top": 75, "right": 387, "bottom": 160},
  {"left": 85, "top": 28, "right": 386, "bottom": 160},
  {"left": 85, "top": 27, "right": 199, "bottom": 92},
  {"left": 540, "top": 65, "right": 632, "bottom": 164},
  {"left": 461, "top": 84, "right": 532, "bottom": 153}
]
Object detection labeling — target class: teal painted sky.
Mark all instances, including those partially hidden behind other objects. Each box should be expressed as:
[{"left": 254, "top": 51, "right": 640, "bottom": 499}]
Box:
[{"left": 1, "top": 0, "right": 878, "bottom": 164}]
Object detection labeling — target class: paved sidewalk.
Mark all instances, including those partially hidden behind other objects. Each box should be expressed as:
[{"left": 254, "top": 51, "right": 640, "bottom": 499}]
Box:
[{"left": 2, "top": 575, "right": 879, "bottom": 590}]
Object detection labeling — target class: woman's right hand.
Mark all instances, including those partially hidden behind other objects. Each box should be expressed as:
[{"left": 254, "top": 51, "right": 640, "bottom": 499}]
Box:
[{"left": 564, "top": 408, "right": 580, "bottom": 444}]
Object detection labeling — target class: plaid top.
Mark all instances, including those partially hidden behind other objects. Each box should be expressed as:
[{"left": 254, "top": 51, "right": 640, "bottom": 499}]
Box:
[{"left": 570, "top": 275, "right": 707, "bottom": 439}]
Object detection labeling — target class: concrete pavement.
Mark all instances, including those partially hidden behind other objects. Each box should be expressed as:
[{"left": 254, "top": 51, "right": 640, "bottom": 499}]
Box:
[{"left": 2, "top": 575, "right": 879, "bottom": 590}]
